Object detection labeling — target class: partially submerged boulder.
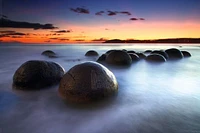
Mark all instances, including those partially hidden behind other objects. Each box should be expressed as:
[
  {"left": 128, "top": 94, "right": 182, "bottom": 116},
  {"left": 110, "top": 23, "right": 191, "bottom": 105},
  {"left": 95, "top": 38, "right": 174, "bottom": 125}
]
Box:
[
  {"left": 129, "top": 53, "right": 140, "bottom": 62},
  {"left": 181, "top": 51, "right": 191, "bottom": 58},
  {"left": 165, "top": 48, "right": 183, "bottom": 60},
  {"left": 85, "top": 50, "right": 99, "bottom": 56},
  {"left": 97, "top": 54, "right": 107, "bottom": 62},
  {"left": 151, "top": 50, "right": 169, "bottom": 60},
  {"left": 41, "top": 50, "right": 56, "bottom": 58},
  {"left": 13, "top": 60, "right": 65, "bottom": 89},
  {"left": 106, "top": 50, "right": 132, "bottom": 65},
  {"left": 136, "top": 53, "right": 146, "bottom": 59},
  {"left": 146, "top": 54, "right": 166, "bottom": 62},
  {"left": 58, "top": 61, "right": 118, "bottom": 103}
]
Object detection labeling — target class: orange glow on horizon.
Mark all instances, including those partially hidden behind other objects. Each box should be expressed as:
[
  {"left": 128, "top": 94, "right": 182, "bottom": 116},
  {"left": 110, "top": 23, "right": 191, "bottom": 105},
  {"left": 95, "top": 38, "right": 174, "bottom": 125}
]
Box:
[{"left": 1, "top": 20, "right": 200, "bottom": 44}]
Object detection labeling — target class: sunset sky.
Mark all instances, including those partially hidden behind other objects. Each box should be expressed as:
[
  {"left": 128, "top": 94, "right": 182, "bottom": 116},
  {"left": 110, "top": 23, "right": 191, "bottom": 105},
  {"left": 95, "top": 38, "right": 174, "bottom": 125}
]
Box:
[{"left": 0, "top": 0, "right": 200, "bottom": 44}]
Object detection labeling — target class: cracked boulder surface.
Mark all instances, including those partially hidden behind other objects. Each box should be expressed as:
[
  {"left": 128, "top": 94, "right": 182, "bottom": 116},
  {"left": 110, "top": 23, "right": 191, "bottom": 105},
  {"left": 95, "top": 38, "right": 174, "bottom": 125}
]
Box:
[
  {"left": 13, "top": 60, "right": 65, "bottom": 90},
  {"left": 58, "top": 61, "right": 118, "bottom": 103},
  {"left": 106, "top": 50, "right": 132, "bottom": 66}
]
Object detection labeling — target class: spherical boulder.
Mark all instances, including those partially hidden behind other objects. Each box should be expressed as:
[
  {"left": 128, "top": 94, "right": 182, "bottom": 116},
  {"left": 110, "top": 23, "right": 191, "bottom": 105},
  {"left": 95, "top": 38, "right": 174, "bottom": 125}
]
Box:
[
  {"left": 144, "top": 50, "right": 152, "bottom": 53},
  {"left": 151, "top": 50, "right": 169, "bottom": 60},
  {"left": 58, "top": 61, "right": 118, "bottom": 103},
  {"left": 165, "top": 48, "right": 183, "bottom": 60},
  {"left": 105, "top": 50, "right": 116, "bottom": 55},
  {"left": 181, "top": 51, "right": 191, "bottom": 58},
  {"left": 145, "top": 54, "right": 166, "bottom": 62},
  {"left": 13, "top": 60, "right": 65, "bottom": 89},
  {"left": 41, "top": 50, "right": 56, "bottom": 57},
  {"left": 85, "top": 50, "right": 99, "bottom": 56},
  {"left": 129, "top": 53, "right": 140, "bottom": 62},
  {"left": 106, "top": 50, "right": 132, "bottom": 65},
  {"left": 127, "top": 50, "right": 136, "bottom": 54},
  {"left": 97, "top": 54, "right": 107, "bottom": 62},
  {"left": 136, "top": 53, "right": 146, "bottom": 59}
]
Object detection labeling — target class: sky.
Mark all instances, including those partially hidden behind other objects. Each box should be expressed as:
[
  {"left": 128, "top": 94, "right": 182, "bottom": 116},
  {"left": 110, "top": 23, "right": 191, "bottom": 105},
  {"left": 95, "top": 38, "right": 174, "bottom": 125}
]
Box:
[{"left": 0, "top": 0, "right": 200, "bottom": 44}]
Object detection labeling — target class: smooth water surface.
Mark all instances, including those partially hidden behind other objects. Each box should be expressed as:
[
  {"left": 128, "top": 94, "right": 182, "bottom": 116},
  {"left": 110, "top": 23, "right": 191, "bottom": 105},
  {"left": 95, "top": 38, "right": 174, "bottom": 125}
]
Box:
[{"left": 0, "top": 44, "right": 200, "bottom": 133}]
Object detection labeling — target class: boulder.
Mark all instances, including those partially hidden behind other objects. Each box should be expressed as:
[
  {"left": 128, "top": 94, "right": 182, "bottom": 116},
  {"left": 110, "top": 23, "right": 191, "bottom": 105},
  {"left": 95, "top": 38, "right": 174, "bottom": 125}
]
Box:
[
  {"left": 13, "top": 60, "right": 65, "bottom": 89},
  {"left": 151, "top": 50, "right": 169, "bottom": 60},
  {"left": 85, "top": 50, "right": 99, "bottom": 56},
  {"left": 58, "top": 61, "right": 118, "bottom": 103},
  {"left": 41, "top": 50, "right": 56, "bottom": 57},
  {"left": 97, "top": 54, "right": 107, "bottom": 62},
  {"left": 181, "top": 51, "right": 191, "bottom": 58},
  {"left": 106, "top": 50, "right": 132, "bottom": 65},
  {"left": 146, "top": 54, "right": 166, "bottom": 62},
  {"left": 136, "top": 53, "right": 146, "bottom": 59},
  {"left": 129, "top": 53, "right": 140, "bottom": 62},
  {"left": 165, "top": 48, "right": 183, "bottom": 60}
]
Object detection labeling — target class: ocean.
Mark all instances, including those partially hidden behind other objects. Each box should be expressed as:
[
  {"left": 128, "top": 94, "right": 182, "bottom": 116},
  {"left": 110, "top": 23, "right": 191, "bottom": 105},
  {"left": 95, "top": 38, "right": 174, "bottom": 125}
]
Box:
[{"left": 0, "top": 43, "right": 200, "bottom": 133}]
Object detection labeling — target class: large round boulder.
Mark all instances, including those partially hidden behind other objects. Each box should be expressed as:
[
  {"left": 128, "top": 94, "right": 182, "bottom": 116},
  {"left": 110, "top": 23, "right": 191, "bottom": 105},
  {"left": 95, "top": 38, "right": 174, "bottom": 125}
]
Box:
[
  {"left": 13, "top": 60, "right": 65, "bottom": 89},
  {"left": 146, "top": 54, "right": 166, "bottom": 62},
  {"left": 181, "top": 51, "right": 191, "bottom": 58},
  {"left": 58, "top": 61, "right": 118, "bottom": 103},
  {"left": 165, "top": 48, "right": 183, "bottom": 60},
  {"left": 85, "top": 50, "right": 99, "bottom": 56},
  {"left": 136, "top": 53, "right": 146, "bottom": 59},
  {"left": 41, "top": 50, "right": 56, "bottom": 58},
  {"left": 106, "top": 50, "right": 132, "bottom": 65}
]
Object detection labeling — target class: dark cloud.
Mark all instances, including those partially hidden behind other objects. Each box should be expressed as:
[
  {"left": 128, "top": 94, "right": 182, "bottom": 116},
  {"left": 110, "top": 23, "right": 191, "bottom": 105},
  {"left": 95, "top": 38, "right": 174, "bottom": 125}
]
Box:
[
  {"left": 130, "top": 17, "right": 145, "bottom": 21},
  {"left": 75, "top": 39, "right": 85, "bottom": 41},
  {"left": 119, "top": 11, "right": 131, "bottom": 15},
  {"left": 95, "top": 11, "right": 104, "bottom": 16},
  {"left": 107, "top": 11, "right": 118, "bottom": 16},
  {"left": 0, "top": 18, "right": 58, "bottom": 30},
  {"left": 105, "top": 28, "right": 109, "bottom": 30},
  {"left": 70, "top": 7, "right": 89, "bottom": 14},
  {"left": 92, "top": 38, "right": 108, "bottom": 41},
  {"left": 51, "top": 30, "right": 71, "bottom": 33},
  {"left": 139, "top": 18, "right": 145, "bottom": 20},
  {"left": 130, "top": 18, "right": 139, "bottom": 21},
  {"left": 49, "top": 37, "right": 69, "bottom": 41},
  {"left": 0, "top": 30, "right": 26, "bottom": 38}
]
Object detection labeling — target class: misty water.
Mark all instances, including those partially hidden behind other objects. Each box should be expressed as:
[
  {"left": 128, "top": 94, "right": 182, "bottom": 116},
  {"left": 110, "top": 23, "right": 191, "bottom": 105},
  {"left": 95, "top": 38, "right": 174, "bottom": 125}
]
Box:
[{"left": 0, "top": 44, "right": 200, "bottom": 133}]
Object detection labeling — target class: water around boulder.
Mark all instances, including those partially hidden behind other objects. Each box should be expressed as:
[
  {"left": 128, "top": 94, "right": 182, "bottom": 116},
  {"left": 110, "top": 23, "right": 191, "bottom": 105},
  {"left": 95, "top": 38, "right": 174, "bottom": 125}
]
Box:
[
  {"left": 58, "top": 61, "right": 118, "bottom": 103},
  {"left": 13, "top": 60, "right": 65, "bottom": 90}
]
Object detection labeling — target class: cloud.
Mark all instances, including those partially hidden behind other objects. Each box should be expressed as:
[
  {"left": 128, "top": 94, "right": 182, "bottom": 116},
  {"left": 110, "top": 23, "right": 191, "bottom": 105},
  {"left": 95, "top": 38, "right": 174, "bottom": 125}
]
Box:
[
  {"left": 49, "top": 37, "right": 69, "bottom": 41},
  {"left": 107, "top": 11, "right": 118, "bottom": 16},
  {"left": 0, "top": 18, "right": 58, "bottom": 30},
  {"left": 130, "top": 18, "right": 139, "bottom": 21},
  {"left": 0, "top": 30, "right": 26, "bottom": 38},
  {"left": 51, "top": 30, "right": 71, "bottom": 33},
  {"left": 95, "top": 11, "right": 104, "bottom": 16},
  {"left": 139, "top": 18, "right": 145, "bottom": 20},
  {"left": 119, "top": 11, "right": 131, "bottom": 15},
  {"left": 92, "top": 38, "right": 108, "bottom": 41},
  {"left": 70, "top": 7, "right": 89, "bottom": 14},
  {"left": 130, "top": 18, "right": 145, "bottom": 21},
  {"left": 75, "top": 39, "right": 85, "bottom": 41}
]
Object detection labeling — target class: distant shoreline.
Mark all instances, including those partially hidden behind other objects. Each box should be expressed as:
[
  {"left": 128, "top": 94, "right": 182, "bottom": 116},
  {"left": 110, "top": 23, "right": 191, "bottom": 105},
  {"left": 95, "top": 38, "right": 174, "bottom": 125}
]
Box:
[{"left": 103, "top": 38, "right": 200, "bottom": 43}]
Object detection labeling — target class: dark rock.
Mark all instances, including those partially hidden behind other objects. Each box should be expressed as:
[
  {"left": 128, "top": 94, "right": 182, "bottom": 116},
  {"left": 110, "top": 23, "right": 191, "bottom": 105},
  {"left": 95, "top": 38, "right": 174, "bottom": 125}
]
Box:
[
  {"left": 85, "top": 50, "right": 99, "bottom": 56},
  {"left": 146, "top": 54, "right": 166, "bottom": 62},
  {"left": 127, "top": 50, "right": 136, "bottom": 54},
  {"left": 144, "top": 50, "right": 152, "bottom": 53},
  {"left": 58, "top": 61, "right": 118, "bottom": 103},
  {"left": 41, "top": 50, "right": 56, "bottom": 57},
  {"left": 105, "top": 50, "right": 116, "bottom": 55},
  {"left": 136, "top": 53, "right": 146, "bottom": 59},
  {"left": 97, "top": 54, "right": 107, "bottom": 62},
  {"left": 129, "top": 53, "right": 140, "bottom": 62},
  {"left": 151, "top": 50, "right": 169, "bottom": 59},
  {"left": 165, "top": 48, "right": 183, "bottom": 60},
  {"left": 106, "top": 50, "right": 132, "bottom": 65},
  {"left": 13, "top": 60, "right": 65, "bottom": 89},
  {"left": 181, "top": 51, "right": 191, "bottom": 58}
]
